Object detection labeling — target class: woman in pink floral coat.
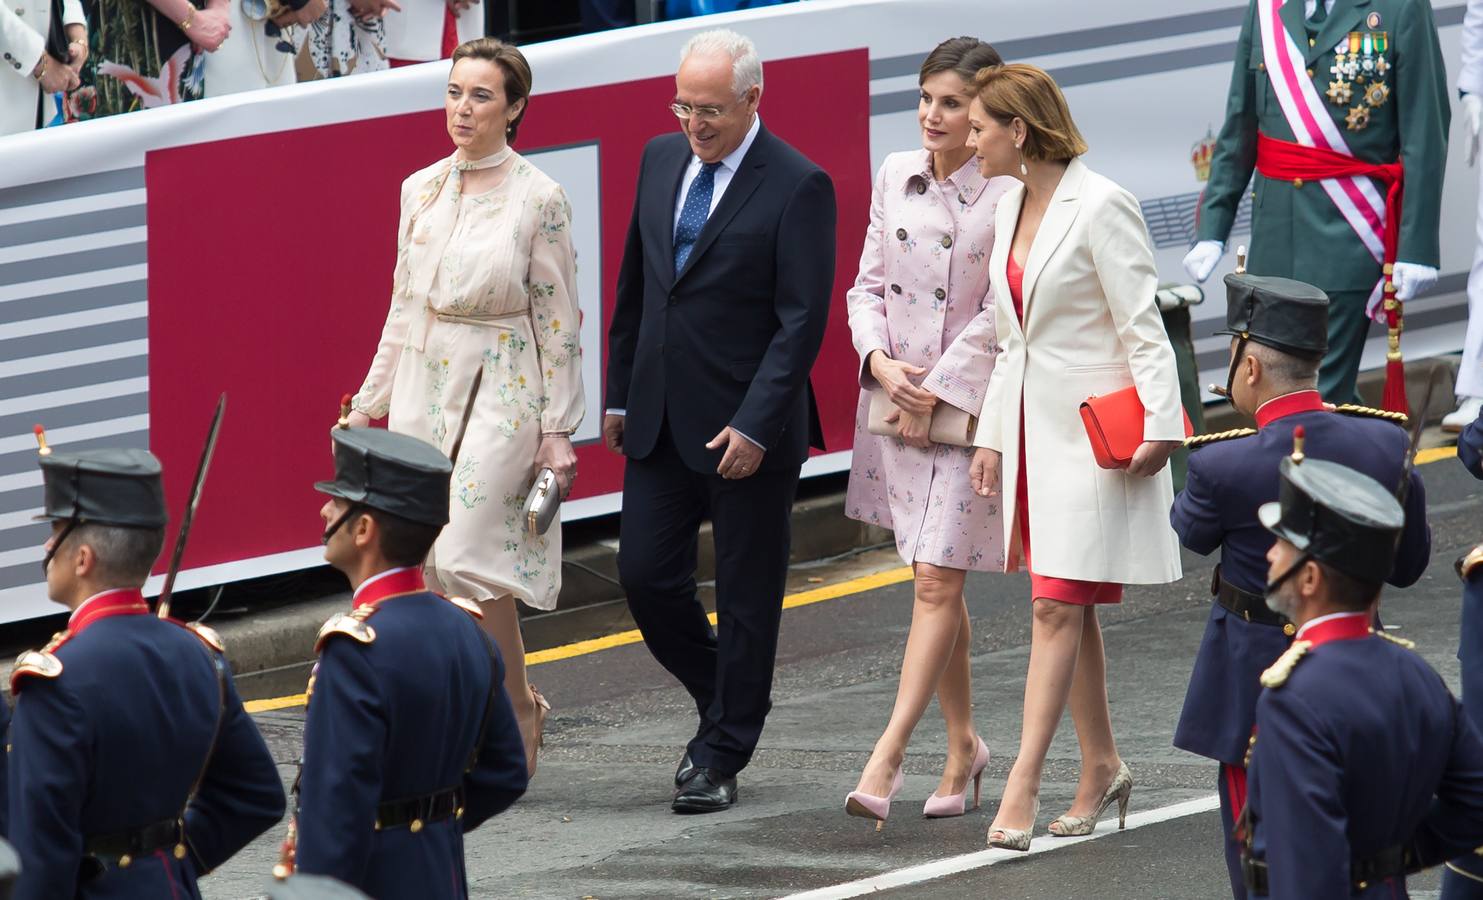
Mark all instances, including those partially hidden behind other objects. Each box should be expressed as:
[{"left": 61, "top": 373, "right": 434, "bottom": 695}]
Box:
[{"left": 842, "top": 37, "right": 1012, "bottom": 828}]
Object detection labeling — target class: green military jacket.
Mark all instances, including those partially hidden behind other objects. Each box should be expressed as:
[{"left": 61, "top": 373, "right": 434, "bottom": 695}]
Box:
[{"left": 1198, "top": 0, "right": 1449, "bottom": 291}]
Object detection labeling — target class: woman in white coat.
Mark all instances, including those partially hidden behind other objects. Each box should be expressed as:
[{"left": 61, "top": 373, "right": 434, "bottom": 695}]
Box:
[
  {"left": 965, "top": 63, "right": 1183, "bottom": 851},
  {"left": 0, "top": 0, "right": 83, "bottom": 133}
]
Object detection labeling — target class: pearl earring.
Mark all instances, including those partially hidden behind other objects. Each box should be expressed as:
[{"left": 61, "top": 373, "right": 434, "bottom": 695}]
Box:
[{"left": 1017, "top": 144, "right": 1028, "bottom": 176}]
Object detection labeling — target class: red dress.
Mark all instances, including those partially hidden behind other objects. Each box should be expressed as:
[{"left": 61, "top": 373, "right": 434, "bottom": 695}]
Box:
[{"left": 1007, "top": 252, "right": 1122, "bottom": 606}]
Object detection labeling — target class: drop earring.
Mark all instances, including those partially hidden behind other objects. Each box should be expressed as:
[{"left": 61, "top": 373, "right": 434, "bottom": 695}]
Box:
[{"left": 1017, "top": 144, "right": 1028, "bottom": 176}]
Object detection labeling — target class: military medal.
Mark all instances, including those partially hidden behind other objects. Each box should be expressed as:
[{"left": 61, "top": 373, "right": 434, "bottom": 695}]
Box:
[
  {"left": 1326, "top": 79, "right": 1352, "bottom": 105},
  {"left": 1365, "top": 81, "right": 1389, "bottom": 108},
  {"left": 1346, "top": 104, "right": 1371, "bottom": 130}
]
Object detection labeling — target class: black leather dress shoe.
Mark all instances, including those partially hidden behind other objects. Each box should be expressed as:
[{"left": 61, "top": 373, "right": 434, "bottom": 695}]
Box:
[
  {"left": 671, "top": 768, "right": 737, "bottom": 813},
  {"left": 675, "top": 751, "right": 696, "bottom": 789}
]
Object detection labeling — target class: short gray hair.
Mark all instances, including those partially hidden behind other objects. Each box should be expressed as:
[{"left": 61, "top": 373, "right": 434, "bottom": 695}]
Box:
[
  {"left": 680, "top": 28, "right": 763, "bottom": 96},
  {"left": 71, "top": 523, "right": 166, "bottom": 586}
]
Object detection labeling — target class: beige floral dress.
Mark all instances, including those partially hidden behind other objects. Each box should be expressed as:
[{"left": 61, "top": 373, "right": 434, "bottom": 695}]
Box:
[{"left": 352, "top": 152, "right": 584, "bottom": 610}]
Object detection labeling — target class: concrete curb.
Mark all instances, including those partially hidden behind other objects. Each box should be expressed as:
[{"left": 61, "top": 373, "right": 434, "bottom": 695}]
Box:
[{"left": 44, "top": 355, "right": 1457, "bottom": 700}]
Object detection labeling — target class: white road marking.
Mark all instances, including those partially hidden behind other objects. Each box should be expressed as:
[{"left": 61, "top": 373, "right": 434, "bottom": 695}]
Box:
[{"left": 781, "top": 793, "right": 1221, "bottom": 899}]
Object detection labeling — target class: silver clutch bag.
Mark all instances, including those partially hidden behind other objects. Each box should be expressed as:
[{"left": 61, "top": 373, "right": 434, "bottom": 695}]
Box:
[
  {"left": 866, "top": 389, "right": 977, "bottom": 447},
  {"left": 523, "top": 467, "right": 561, "bottom": 537}
]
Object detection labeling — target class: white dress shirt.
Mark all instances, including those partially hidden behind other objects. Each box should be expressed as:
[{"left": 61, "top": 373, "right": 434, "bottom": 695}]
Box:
[{"left": 1304, "top": 0, "right": 1336, "bottom": 17}]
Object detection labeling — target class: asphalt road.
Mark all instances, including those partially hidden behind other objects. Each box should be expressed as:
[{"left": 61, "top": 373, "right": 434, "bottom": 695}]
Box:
[{"left": 202, "top": 447, "right": 1481, "bottom": 899}]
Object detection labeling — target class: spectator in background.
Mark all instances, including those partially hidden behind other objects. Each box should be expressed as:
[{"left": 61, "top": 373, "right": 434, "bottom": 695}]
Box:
[
  {"left": 384, "top": 0, "right": 481, "bottom": 67},
  {"left": 1, "top": 0, "right": 84, "bottom": 133},
  {"left": 205, "top": 0, "right": 323, "bottom": 96},
  {"left": 66, "top": 0, "right": 230, "bottom": 122},
  {"left": 303, "top": 0, "right": 394, "bottom": 78}
]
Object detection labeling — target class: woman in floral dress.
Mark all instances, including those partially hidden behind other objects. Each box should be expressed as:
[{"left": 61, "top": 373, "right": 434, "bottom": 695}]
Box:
[
  {"left": 349, "top": 38, "right": 583, "bottom": 778},
  {"left": 843, "top": 37, "right": 1010, "bottom": 827},
  {"left": 65, "top": 0, "right": 230, "bottom": 121}
]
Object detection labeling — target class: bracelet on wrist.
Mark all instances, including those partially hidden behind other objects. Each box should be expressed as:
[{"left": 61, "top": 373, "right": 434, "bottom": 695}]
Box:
[
  {"left": 180, "top": 6, "right": 195, "bottom": 29},
  {"left": 31, "top": 55, "right": 46, "bottom": 82}
]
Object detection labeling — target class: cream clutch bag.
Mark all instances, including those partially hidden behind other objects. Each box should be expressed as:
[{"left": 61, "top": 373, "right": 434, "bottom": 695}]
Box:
[
  {"left": 523, "top": 468, "right": 560, "bottom": 537},
  {"left": 867, "top": 389, "right": 977, "bottom": 447}
]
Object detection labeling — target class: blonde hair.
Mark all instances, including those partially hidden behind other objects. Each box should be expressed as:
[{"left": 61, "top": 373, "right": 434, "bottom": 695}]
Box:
[{"left": 972, "top": 63, "right": 1088, "bottom": 162}]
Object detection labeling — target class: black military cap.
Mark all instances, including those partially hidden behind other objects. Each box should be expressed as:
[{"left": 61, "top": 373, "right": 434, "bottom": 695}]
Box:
[
  {"left": 1218, "top": 273, "right": 1329, "bottom": 358},
  {"left": 36, "top": 446, "right": 168, "bottom": 529},
  {"left": 1259, "top": 457, "right": 1403, "bottom": 585},
  {"left": 314, "top": 428, "right": 451, "bottom": 527},
  {"left": 268, "top": 874, "right": 371, "bottom": 900}
]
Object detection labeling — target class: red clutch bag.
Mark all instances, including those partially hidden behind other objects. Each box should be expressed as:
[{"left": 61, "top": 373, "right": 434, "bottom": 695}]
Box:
[{"left": 1079, "top": 384, "right": 1193, "bottom": 470}]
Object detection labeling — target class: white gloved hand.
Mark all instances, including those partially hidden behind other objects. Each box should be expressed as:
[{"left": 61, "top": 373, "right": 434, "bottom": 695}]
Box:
[
  {"left": 1464, "top": 93, "right": 1483, "bottom": 167},
  {"left": 1390, "top": 261, "right": 1439, "bottom": 301},
  {"left": 1182, "top": 240, "right": 1225, "bottom": 283}
]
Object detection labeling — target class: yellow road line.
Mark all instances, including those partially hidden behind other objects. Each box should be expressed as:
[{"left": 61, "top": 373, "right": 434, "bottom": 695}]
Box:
[
  {"left": 242, "top": 443, "right": 1463, "bottom": 714},
  {"left": 244, "top": 565, "right": 914, "bottom": 713}
]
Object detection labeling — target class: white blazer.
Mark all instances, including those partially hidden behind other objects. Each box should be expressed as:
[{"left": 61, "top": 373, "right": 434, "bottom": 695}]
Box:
[
  {"left": 381, "top": 0, "right": 479, "bottom": 63},
  {"left": 0, "top": 0, "right": 82, "bottom": 135},
  {"left": 974, "top": 157, "right": 1184, "bottom": 585}
]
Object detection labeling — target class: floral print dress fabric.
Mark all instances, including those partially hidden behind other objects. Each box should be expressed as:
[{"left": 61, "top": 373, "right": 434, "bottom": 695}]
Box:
[
  {"left": 845, "top": 150, "right": 1011, "bottom": 572},
  {"left": 353, "top": 153, "right": 584, "bottom": 610}
]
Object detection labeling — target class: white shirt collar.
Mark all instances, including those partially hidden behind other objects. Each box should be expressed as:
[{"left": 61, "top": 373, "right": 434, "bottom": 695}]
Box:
[
  {"left": 353, "top": 566, "right": 414, "bottom": 603},
  {"left": 1295, "top": 610, "right": 1369, "bottom": 640},
  {"left": 693, "top": 114, "right": 761, "bottom": 175}
]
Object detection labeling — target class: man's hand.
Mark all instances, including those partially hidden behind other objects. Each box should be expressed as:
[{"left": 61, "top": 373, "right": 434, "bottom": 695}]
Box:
[
  {"left": 348, "top": 0, "right": 400, "bottom": 21},
  {"left": 868, "top": 351, "right": 937, "bottom": 417},
  {"left": 1182, "top": 240, "right": 1224, "bottom": 283},
  {"left": 969, "top": 447, "right": 1000, "bottom": 497},
  {"left": 1127, "top": 440, "right": 1181, "bottom": 477},
  {"left": 445, "top": 0, "right": 476, "bottom": 12},
  {"left": 1464, "top": 93, "right": 1483, "bottom": 167},
  {"left": 887, "top": 408, "right": 932, "bottom": 449},
  {"left": 273, "top": 0, "right": 327, "bottom": 27},
  {"left": 602, "top": 414, "right": 624, "bottom": 455},
  {"left": 34, "top": 54, "right": 78, "bottom": 92},
  {"left": 706, "top": 426, "right": 764, "bottom": 479}
]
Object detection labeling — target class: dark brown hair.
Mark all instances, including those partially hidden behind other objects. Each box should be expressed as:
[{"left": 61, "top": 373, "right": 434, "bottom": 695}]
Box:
[
  {"left": 451, "top": 38, "right": 533, "bottom": 143},
  {"left": 919, "top": 36, "right": 1002, "bottom": 86},
  {"left": 972, "top": 62, "right": 1089, "bottom": 162}
]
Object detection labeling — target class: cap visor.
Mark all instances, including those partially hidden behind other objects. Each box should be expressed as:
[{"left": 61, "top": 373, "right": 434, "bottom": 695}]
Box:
[{"left": 313, "top": 480, "right": 350, "bottom": 499}]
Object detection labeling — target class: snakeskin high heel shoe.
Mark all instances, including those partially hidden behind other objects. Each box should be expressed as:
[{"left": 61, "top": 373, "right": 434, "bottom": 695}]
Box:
[
  {"left": 987, "top": 799, "right": 1039, "bottom": 852},
  {"left": 1047, "top": 760, "right": 1133, "bottom": 836}
]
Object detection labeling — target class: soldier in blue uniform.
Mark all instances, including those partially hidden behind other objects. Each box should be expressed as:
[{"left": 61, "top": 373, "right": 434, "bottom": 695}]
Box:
[
  {"left": 1444, "top": 403, "right": 1483, "bottom": 898},
  {"left": 7, "top": 435, "right": 286, "bottom": 899},
  {"left": 281, "top": 425, "right": 527, "bottom": 897},
  {"left": 1242, "top": 452, "right": 1483, "bottom": 898},
  {"left": 1170, "top": 272, "right": 1430, "bottom": 898}
]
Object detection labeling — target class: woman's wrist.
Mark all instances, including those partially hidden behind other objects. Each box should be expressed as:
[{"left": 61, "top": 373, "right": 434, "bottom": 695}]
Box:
[{"left": 541, "top": 430, "right": 572, "bottom": 439}]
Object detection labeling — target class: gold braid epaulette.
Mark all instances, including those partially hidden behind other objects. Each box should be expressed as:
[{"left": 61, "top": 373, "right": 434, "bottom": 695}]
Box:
[
  {"left": 1184, "top": 428, "right": 1258, "bottom": 449},
  {"left": 10, "top": 630, "right": 71, "bottom": 693},
  {"left": 1372, "top": 629, "right": 1417, "bottom": 650},
  {"left": 1260, "top": 640, "right": 1311, "bottom": 688},
  {"left": 1333, "top": 404, "right": 1408, "bottom": 426},
  {"left": 445, "top": 596, "right": 484, "bottom": 619},
  {"left": 314, "top": 604, "right": 379, "bottom": 653},
  {"left": 1458, "top": 544, "right": 1483, "bottom": 582}
]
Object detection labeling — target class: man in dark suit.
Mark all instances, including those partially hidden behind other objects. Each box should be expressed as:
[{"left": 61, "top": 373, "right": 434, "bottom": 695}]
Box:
[
  {"left": 603, "top": 27, "right": 836, "bottom": 814},
  {"left": 1170, "top": 273, "right": 1430, "bottom": 898}
]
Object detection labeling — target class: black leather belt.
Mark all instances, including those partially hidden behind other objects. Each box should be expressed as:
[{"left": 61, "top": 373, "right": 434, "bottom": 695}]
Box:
[
  {"left": 1213, "top": 566, "right": 1293, "bottom": 632},
  {"left": 1242, "top": 844, "right": 1410, "bottom": 894},
  {"left": 376, "top": 786, "right": 464, "bottom": 831},
  {"left": 80, "top": 817, "right": 183, "bottom": 879}
]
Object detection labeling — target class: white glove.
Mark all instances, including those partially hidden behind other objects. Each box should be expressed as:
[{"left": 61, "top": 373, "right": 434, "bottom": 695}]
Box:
[
  {"left": 1182, "top": 240, "right": 1225, "bottom": 283},
  {"left": 1464, "top": 93, "right": 1483, "bottom": 167},
  {"left": 1391, "top": 261, "right": 1438, "bottom": 301}
]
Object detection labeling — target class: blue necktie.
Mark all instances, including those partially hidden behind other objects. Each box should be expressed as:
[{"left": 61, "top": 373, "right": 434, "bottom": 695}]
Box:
[{"left": 674, "top": 161, "right": 721, "bottom": 275}]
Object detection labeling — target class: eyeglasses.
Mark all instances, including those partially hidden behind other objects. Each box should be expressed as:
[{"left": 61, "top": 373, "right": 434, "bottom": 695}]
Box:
[{"left": 670, "top": 98, "right": 743, "bottom": 122}]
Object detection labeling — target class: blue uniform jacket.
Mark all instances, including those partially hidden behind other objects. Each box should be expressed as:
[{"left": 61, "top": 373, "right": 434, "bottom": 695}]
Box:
[
  {"left": 293, "top": 579, "right": 527, "bottom": 898},
  {"left": 1171, "top": 396, "right": 1430, "bottom": 765},
  {"left": 1248, "top": 624, "right": 1483, "bottom": 898},
  {"left": 7, "top": 595, "right": 285, "bottom": 899},
  {"left": 1445, "top": 405, "right": 1483, "bottom": 892}
]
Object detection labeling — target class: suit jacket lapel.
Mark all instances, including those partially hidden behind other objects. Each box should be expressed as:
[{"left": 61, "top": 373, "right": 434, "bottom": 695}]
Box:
[
  {"left": 644, "top": 138, "right": 691, "bottom": 292},
  {"left": 674, "top": 125, "right": 769, "bottom": 283},
  {"left": 992, "top": 184, "right": 1025, "bottom": 340},
  {"left": 1279, "top": 0, "right": 1309, "bottom": 59},
  {"left": 1019, "top": 158, "right": 1084, "bottom": 321},
  {"left": 1309, "top": 0, "right": 1370, "bottom": 64}
]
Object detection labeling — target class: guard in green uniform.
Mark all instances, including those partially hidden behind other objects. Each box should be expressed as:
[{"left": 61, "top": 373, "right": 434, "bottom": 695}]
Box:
[{"left": 1183, "top": 0, "right": 1449, "bottom": 404}]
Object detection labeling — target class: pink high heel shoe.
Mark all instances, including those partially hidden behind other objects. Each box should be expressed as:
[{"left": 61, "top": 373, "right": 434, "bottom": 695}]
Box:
[
  {"left": 923, "top": 736, "right": 990, "bottom": 818},
  {"left": 845, "top": 768, "right": 906, "bottom": 832}
]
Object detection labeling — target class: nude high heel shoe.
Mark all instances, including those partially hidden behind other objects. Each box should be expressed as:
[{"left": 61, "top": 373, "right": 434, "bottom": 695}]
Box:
[
  {"left": 987, "top": 799, "right": 1039, "bottom": 852},
  {"left": 923, "top": 736, "right": 990, "bottom": 818},
  {"left": 524, "top": 684, "right": 551, "bottom": 779},
  {"left": 1047, "top": 760, "right": 1133, "bottom": 836},
  {"left": 845, "top": 768, "right": 905, "bottom": 832}
]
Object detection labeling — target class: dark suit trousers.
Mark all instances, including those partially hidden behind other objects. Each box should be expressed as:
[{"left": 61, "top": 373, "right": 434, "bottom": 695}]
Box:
[{"left": 618, "top": 420, "right": 799, "bottom": 777}]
